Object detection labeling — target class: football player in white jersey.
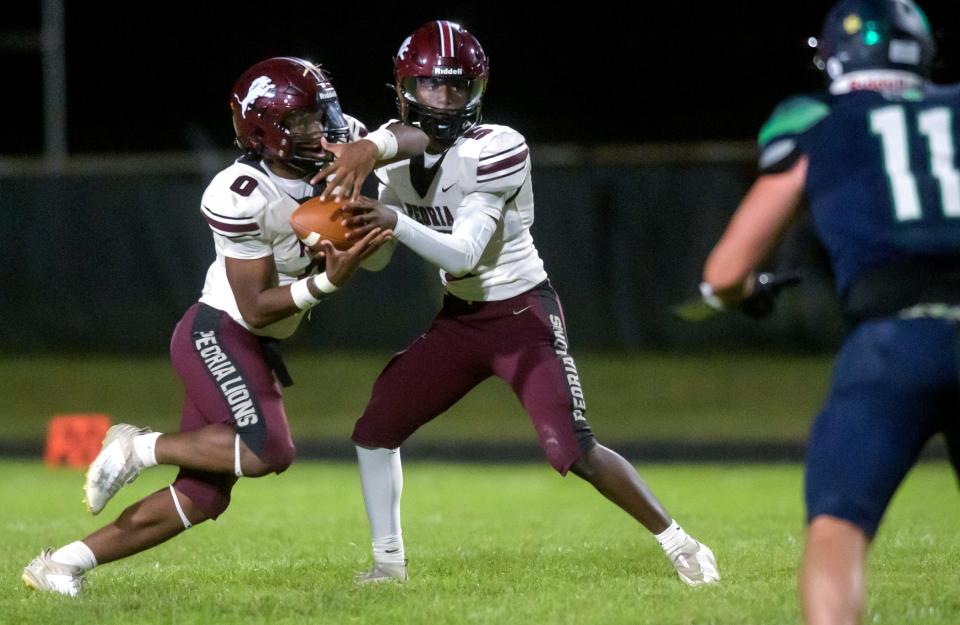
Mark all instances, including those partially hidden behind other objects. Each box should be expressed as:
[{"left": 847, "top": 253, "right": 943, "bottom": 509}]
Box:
[
  {"left": 22, "top": 56, "right": 427, "bottom": 596},
  {"left": 341, "top": 21, "right": 720, "bottom": 586}
]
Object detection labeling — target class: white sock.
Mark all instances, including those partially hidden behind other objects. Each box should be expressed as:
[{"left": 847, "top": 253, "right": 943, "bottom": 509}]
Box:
[
  {"left": 356, "top": 446, "right": 405, "bottom": 564},
  {"left": 655, "top": 520, "right": 691, "bottom": 557},
  {"left": 51, "top": 541, "right": 97, "bottom": 572},
  {"left": 133, "top": 432, "right": 162, "bottom": 468}
]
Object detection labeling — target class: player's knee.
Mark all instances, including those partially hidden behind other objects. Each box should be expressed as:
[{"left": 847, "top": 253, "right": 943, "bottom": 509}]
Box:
[
  {"left": 351, "top": 418, "right": 404, "bottom": 449},
  {"left": 567, "top": 438, "right": 608, "bottom": 477},
  {"left": 807, "top": 515, "right": 870, "bottom": 547},
  {"left": 547, "top": 445, "right": 583, "bottom": 476},
  {"left": 806, "top": 494, "right": 880, "bottom": 538},
  {"left": 168, "top": 486, "right": 211, "bottom": 527},
  {"left": 239, "top": 447, "right": 271, "bottom": 477},
  {"left": 172, "top": 475, "right": 234, "bottom": 520},
  {"left": 201, "top": 494, "right": 231, "bottom": 519},
  {"left": 269, "top": 441, "right": 296, "bottom": 474},
  {"left": 239, "top": 439, "right": 295, "bottom": 477}
]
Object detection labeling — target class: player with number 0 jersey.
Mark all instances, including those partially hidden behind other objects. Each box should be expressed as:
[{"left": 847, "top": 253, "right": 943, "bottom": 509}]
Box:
[{"left": 21, "top": 56, "right": 425, "bottom": 596}]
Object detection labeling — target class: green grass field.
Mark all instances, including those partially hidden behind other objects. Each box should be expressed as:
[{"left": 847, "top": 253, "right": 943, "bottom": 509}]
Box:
[
  {"left": 0, "top": 352, "right": 833, "bottom": 444},
  {"left": 4, "top": 461, "right": 960, "bottom": 625}
]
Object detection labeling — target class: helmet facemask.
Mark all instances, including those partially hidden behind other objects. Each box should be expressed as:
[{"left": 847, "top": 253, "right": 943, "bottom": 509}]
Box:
[
  {"left": 397, "top": 75, "right": 486, "bottom": 146},
  {"left": 277, "top": 95, "right": 351, "bottom": 176}
]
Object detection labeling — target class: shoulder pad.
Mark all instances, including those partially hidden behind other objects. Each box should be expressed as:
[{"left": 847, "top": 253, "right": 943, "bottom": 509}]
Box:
[
  {"left": 471, "top": 127, "right": 529, "bottom": 194},
  {"left": 200, "top": 164, "right": 269, "bottom": 240},
  {"left": 377, "top": 118, "right": 403, "bottom": 132},
  {"left": 758, "top": 95, "right": 830, "bottom": 148},
  {"left": 456, "top": 124, "right": 516, "bottom": 152},
  {"left": 344, "top": 113, "right": 368, "bottom": 140}
]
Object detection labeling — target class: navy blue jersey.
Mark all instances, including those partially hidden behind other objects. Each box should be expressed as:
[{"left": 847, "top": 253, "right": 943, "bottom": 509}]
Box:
[{"left": 759, "top": 83, "right": 960, "bottom": 319}]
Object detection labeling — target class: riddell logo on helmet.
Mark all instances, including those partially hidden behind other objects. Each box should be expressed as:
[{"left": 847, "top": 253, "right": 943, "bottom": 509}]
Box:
[{"left": 433, "top": 67, "right": 463, "bottom": 76}]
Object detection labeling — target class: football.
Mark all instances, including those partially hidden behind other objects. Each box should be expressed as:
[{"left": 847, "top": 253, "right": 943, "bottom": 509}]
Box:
[{"left": 290, "top": 196, "right": 352, "bottom": 250}]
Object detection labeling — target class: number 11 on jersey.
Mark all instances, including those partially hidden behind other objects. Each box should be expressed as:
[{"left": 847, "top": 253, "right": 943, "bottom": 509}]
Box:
[{"left": 871, "top": 105, "right": 960, "bottom": 222}]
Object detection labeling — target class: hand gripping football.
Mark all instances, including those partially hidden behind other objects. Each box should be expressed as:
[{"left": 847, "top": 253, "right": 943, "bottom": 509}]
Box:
[{"left": 290, "top": 196, "right": 351, "bottom": 250}]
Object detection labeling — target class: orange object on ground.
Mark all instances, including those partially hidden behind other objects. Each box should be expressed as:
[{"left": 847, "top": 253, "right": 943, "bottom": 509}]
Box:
[{"left": 44, "top": 414, "right": 111, "bottom": 468}]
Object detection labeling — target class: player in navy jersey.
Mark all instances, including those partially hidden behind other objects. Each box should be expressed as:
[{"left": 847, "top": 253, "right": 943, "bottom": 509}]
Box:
[
  {"left": 691, "top": 1, "right": 959, "bottom": 623},
  {"left": 20, "top": 57, "right": 426, "bottom": 596},
  {"left": 339, "top": 20, "right": 719, "bottom": 586}
]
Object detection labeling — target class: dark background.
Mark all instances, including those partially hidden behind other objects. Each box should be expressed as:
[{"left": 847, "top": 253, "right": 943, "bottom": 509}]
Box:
[
  {"left": 5, "top": 1, "right": 960, "bottom": 155},
  {"left": 4, "top": 1, "right": 960, "bottom": 355}
]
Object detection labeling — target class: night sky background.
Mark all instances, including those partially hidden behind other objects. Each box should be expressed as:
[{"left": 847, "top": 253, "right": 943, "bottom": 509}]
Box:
[{"left": 5, "top": 0, "right": 960, "bottom": 155}]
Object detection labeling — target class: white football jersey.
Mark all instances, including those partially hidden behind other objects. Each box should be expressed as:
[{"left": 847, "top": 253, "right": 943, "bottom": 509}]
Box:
[
  {"left": 375, "top": 123, "right": 547, "bottom": 301},
  {"left": 198, "top": 115, "right": 366, "bottom": 338}
]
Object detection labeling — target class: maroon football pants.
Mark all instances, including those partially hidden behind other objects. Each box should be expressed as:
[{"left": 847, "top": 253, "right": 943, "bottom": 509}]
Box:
[
  {"left": 352, "top": 281, "right": 595, "bottom": 474},
  {"left": 169, "top": 303, "right": 296, "bottom": 518}
]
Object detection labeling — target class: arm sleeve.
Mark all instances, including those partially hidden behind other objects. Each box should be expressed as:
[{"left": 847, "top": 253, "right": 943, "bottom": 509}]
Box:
[
  {"left": 392, "top": 191, "right": 504, "bottom": 277},
  {"left": 361, "top": 183, "right": 402, "bottom": 271}
]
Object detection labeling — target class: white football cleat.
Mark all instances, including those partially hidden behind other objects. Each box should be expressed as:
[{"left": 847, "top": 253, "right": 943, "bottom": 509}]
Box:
[
  {"left": 22, "top": 549, "right": 84, "bottom": 597},
  {"left": 84, "top": 424, "right": 151, "bottom": 515},
  {"left": 668, "top": 537, "right": 720, "bottom": 586},
  {"left": 356, "top": 560, "right": 408, "bottom": 584}
]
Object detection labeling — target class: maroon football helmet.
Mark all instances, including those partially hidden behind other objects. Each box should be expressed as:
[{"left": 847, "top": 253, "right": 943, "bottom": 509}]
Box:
[
  {"left": 230, "top": 57, "right": 350, "bottom": 173},
  {"left": 394, "top": 21, "right": 489, "bottom": 145}
]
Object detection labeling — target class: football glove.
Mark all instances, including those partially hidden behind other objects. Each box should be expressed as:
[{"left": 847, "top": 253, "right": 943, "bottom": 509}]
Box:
[
  {"left": 672, "top": 272, "right": 802, "bottom": 322},
  {"left": 739, "top": 272, "right": 802, "bottom": 319},
  {"left": 671, "top": 283, "right": 728, "bottom": 322}
]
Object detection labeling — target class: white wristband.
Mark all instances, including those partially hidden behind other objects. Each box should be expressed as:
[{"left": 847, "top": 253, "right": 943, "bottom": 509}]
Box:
[
  {"left": 312, "top": 272, "right": 339, "bottom": 294},
  {"left": 290, "top": 273, "right": 339, "bottom": 310},
  {"left": 290, "top": 277, "right": 323, "bottom": 310},
  {"left": 364, "top": 128, "right": 399, "bottom": 161},
  {"left": 699, "top": 282, "right": 726, "bottom": 312}
]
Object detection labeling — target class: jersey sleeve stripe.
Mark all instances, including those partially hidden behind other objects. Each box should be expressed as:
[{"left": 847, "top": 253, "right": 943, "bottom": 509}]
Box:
[
  {"left": 477, "top": 148, "right": 529, "bottom": 176},
  {"left": 758, "top": 98, "right": 830, "bottom": 147},
  {"left": 204, "top": 214, "right": 260, "bottom": 234},
  {"left": 479, "top": 142, "right": 527, "bottom": 161},
  {"left": 201, "top": 205, "right": 258, "bottom": 223},
  {"left": 477, "top": 163, "right": 526, "bottom": 183}
]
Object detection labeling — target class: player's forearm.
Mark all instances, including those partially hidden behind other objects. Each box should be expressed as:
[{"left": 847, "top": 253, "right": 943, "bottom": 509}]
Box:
[
  {"left": 385, "top": 123, "right": 429, "bottom": 162},
  {"left": 702, "top": 247, "right": 755, "bottom": 304},
  {"left": 234, "top": 277, "right": 337, "bottom": 328},
  {"left": 703, "top": 159, "right": 807, "bottom": 302},
  {"left": 235, "top": 287, "right": 304, "bottom": 328},
  {"left": 392, "top": 211, "right": 494, "bottom": 276}
]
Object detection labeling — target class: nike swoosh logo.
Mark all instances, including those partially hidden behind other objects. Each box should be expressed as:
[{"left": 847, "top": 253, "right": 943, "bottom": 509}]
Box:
[
  {"left": 282, "top": 190, "right": 312, "bottom": 204},
  {"left": 512, "top": 306, "right": 532, "bottom": 315},
  {"left": 441, "top": 183, "right": 457, "bottom": 192}
]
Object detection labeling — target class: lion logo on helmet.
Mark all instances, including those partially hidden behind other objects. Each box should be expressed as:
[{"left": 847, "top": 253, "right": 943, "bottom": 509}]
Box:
[
  {"left": 235, "top": 76, "right": 276, "bottom": 118},
  {"left": 397, "top": 36, "right": 412, "bottom": 61}
]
